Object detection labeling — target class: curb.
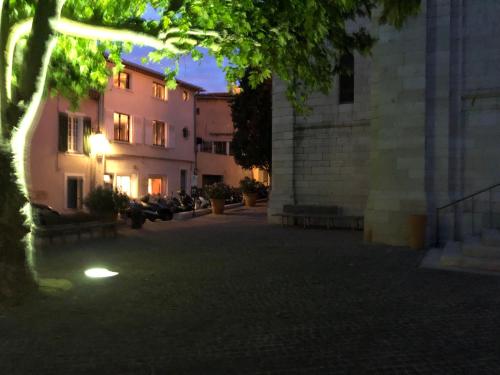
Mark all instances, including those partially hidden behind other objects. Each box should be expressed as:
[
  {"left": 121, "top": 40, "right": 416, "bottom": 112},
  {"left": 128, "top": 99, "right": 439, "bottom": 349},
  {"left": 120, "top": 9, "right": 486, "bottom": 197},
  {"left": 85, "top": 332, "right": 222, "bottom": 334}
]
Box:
[{"left": 173, "top": 202, "right": 244, "bottom": 221}]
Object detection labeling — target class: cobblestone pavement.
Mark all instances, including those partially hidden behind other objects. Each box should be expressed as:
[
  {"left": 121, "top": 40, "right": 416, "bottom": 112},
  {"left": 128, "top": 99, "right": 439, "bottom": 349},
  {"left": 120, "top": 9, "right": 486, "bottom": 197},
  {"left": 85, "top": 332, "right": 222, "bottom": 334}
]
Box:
[{"left": 2, "top": 204, "right": 500, "bottom": 374}]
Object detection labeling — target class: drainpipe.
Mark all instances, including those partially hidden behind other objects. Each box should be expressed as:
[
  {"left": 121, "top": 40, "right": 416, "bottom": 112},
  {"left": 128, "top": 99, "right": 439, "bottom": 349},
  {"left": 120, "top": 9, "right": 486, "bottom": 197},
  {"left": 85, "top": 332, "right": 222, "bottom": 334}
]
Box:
[
  {"left": 193, "top": 91, "right": 198, "bottom": 187},
  {"left": 291, "top": 77, "right": 297, "bottom": 205}
]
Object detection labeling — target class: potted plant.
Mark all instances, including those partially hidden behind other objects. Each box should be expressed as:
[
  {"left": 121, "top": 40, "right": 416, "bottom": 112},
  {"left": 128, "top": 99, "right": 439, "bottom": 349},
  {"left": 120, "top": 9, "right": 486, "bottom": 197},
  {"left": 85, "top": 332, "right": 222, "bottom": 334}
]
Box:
[
  {"left": 84, "top": 186, "right": 128, "bottom": 222},
  {"left": 239, "top": 177, "right": 259, "bottom": 207},
  {"left": 204, "top": 182, "right": 228, "bottom": 214}
]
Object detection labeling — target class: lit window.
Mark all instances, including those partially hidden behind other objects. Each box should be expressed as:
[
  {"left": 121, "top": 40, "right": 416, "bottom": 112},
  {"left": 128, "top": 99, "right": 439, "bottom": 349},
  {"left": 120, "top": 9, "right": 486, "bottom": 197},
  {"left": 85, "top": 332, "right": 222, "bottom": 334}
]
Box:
[
  {"left": 113, "top": 113, "right": 130, "bottom": 142},
  {"left": 116, "top": 175, "right": 131, "bottom": 196},
  {"left": 113, "top": 72, "right": 130, "bottom": 89},
  {"left": 153, "top": 82, "right": 167, "bottom": 101},
  {"left": 148, "top": 178, "right": 163, "bottom": 195},
  {"left": 153, "top": 120, "right": 165, "bottom": 146},
  {"left": 182, "top": 90, "right": 189, "bottom": 101}
]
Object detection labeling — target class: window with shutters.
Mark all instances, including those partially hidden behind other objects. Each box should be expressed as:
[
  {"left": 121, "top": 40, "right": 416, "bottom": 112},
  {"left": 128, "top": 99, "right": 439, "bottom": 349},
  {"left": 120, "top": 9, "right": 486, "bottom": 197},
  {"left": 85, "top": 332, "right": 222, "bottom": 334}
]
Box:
[
  {"left": 153, "top": 120, "right": 165, "bottom": 146},
  {"left": 113, "top": 72, "right": 130, "bottom": 89},
  {"left": 114, "top": 112, "right": 130, "bottom": 142},
  {"left": 59, "top": 113, "right": 91, "bottom": 155},
  {"left": 152, "top": 82, "right": 167, "bottom": 101}
]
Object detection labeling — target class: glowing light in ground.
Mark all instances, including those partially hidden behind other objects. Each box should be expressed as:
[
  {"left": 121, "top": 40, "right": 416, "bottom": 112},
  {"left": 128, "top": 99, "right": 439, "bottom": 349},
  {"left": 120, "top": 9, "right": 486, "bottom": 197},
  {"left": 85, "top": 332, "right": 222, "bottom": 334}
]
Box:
[{"left": 84, "top": 268, "right": 119, "bottom": 278}]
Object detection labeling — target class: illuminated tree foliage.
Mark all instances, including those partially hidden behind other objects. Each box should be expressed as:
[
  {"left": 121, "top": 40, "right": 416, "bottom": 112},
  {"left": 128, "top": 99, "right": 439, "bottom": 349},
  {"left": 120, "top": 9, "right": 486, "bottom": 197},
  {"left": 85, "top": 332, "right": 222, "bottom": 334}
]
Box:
[
  {"left": 231, "top": 74, "right": 271, "bottom": 173},
  {"left": 0, "top": 0, "right": 420, "bottom": 300}
]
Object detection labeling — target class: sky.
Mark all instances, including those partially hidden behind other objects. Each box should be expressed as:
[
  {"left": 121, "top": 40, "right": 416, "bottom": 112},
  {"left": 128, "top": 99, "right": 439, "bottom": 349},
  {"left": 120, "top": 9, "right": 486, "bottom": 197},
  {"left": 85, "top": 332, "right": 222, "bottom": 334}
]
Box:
[{"left": 122, "top": 5, "right": 229, "bottom": 93}]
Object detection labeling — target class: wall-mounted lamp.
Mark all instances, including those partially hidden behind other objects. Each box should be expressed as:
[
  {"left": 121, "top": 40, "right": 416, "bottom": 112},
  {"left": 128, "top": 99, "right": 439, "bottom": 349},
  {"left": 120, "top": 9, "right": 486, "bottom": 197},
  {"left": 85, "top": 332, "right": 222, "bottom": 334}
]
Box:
[{"left": 89, "top": 131, "right": 111, "bottom": 156}]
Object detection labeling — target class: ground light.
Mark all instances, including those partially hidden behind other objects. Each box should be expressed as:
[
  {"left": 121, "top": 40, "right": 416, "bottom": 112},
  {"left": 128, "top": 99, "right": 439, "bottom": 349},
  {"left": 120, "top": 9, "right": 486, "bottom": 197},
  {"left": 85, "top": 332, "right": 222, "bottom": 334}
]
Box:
[{"left": 84, "top": 268, "right": 119, "bottom": 278}]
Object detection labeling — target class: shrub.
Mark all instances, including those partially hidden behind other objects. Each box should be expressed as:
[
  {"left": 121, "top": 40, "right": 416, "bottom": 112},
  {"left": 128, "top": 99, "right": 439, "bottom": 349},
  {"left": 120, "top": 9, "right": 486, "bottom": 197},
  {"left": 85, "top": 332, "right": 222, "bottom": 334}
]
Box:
[
  {"left": 239, "top": 177, "right": 259, "bottom": 194},
  {"left": 84, "top": 186, "right": 129, "bottom": 216},
  {"left": 204, "top": 182, "right": 229, "bottom": 200}
]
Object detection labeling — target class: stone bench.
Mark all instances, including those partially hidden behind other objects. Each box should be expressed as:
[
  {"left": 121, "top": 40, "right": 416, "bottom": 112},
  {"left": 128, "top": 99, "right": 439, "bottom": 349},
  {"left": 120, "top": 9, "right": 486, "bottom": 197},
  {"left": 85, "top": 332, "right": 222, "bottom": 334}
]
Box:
[
  {"left": 272, "top": 205, "right": 363, "bottom": 230},
  {"left": 33, "top": 221, "right": 120, "bottom": 244}
]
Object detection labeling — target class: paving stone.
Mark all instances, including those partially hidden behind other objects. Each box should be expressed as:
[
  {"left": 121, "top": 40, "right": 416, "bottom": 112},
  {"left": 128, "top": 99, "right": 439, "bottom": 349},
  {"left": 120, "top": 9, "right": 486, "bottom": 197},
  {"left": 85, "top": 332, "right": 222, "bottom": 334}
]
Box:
[{"left": 2, "top": 205, "right": 500, "bottom": 373}]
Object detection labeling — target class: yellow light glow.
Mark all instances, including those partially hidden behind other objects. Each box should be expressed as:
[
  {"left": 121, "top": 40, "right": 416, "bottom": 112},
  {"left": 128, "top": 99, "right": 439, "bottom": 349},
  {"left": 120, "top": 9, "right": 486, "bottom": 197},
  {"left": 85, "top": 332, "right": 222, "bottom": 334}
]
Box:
[
  {"left": 89, "top": 132, "right": 111, "bottom": 156},
  {"left": 84, "top": 268, "right": 118, "bottom": 278}
]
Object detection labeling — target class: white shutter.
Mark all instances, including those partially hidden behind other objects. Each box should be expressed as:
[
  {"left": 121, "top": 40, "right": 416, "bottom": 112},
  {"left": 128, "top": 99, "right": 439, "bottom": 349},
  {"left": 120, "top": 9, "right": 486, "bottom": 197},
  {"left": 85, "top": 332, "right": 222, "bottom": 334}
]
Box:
[
  {"left": 167, "top": 124, "right": 176, "bottom": 148},
  {"left": 104, "top": 110, "right": 114, "bottom": 141},
  {"left": 132, "top": 116, "right": 143, "bottom": 144},
  {"left": 144, "top": 119, "right": 153, "bottom": 145}
]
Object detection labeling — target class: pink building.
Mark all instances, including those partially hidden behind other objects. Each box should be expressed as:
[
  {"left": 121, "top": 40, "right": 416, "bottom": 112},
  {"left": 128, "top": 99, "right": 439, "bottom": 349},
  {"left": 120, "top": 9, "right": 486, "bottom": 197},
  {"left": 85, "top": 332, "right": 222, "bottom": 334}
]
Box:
[
  {"left": 29, "top": 62, "right": 201, "bottom": 212},
  {"left": 195, "top": 93, "right": 253, "bottom": 187}
]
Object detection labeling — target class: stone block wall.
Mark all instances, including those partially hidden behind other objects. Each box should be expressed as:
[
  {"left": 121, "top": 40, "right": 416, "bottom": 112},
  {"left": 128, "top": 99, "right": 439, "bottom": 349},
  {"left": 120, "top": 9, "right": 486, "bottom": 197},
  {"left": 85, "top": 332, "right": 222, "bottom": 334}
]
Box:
[
  {"left": 364, "top": 4, "right": 428, "bottom": 246},
  {"left": 269, "top": 52, "right": 372, "bottom": 221}
]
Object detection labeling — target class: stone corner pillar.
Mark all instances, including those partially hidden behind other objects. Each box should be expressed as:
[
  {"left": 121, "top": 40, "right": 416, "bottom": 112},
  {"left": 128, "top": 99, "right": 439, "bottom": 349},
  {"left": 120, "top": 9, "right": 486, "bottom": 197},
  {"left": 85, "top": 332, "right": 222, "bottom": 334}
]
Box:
[
  {"left": 364, "top": 4, "right": 429, "bottom": 246},
  {"left": 268, "top": 76, "right": 295, "bottom": 224}
]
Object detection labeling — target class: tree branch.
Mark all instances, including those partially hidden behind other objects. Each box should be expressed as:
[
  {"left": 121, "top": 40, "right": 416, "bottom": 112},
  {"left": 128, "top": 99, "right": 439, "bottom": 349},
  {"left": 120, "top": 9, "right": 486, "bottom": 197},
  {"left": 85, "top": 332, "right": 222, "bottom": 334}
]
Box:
[
  {"left": 0, "top": 0, "right": 8, "bottom": 141},
  {"left": 5, "top": 18, "right": 32, "bottom": 101},
  {"left": 18, "top": 0, "right": 62, "bottom": 103},
  {"left": 51, "top": 18, "right": 219, "bottom": 55}
]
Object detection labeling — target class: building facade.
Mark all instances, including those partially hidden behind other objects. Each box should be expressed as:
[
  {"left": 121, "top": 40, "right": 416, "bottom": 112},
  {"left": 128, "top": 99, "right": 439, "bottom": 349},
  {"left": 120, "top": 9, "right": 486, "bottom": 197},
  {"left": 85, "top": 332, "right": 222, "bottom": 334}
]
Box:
[
  {"left": 28, "top": 62, "right": 201, "bottom": 213},
  {"left": 269, "top": 0, "right": 500, "bottom": 246},
  {"left": 195, "top": 93, "right": 254, "bottom": 187}
]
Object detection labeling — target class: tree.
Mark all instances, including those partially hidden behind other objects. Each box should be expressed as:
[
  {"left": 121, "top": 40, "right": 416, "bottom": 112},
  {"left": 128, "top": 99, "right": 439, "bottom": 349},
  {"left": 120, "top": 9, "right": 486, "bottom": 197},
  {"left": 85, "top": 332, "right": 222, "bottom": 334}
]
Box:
[
  {"left": 231, "top": 73, "right": 271, "bottom": 173},
  {"left": 0, "top": 0, "right": 421, "bottom": 300}
]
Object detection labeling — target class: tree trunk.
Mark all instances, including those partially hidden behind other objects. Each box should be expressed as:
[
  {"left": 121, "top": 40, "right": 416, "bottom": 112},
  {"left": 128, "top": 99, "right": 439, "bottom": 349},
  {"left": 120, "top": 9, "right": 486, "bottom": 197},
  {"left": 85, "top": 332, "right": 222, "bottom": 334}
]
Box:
[{"left": 0, "top": 146, "right": 36, "bottom": 303}]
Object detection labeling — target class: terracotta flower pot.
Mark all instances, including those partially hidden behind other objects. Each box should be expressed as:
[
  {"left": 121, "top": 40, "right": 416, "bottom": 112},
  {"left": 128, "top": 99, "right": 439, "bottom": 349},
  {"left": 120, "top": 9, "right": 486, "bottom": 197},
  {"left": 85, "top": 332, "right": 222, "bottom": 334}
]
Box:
[
  {"left": 243, "top": 192, "right": 257, "bottom": 207},
  {"left": 210, "top": 199, "right": 225, "bottom": 214}
]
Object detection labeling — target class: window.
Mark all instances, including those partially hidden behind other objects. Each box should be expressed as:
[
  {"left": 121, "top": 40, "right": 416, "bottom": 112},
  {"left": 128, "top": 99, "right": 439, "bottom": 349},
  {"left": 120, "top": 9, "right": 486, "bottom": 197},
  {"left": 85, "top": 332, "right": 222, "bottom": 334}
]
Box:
[
  {"left": 214, "top": 141, "right": 227, "bottom": 155},
  {"left": 67, "top": 116, "right": 80, "bottom": 152},
  {"left": 116, "top": 175, "right": 131, "bottom": 196},
  {"left": 339, "top": 53, "right": 354, "bottom": 104},
  {"left": 228, "top": 141, "right": 235, "bottom": 156},
  {"left": 114, "top": 113, "right": 130, "bottom": 142},
  {"left": 66, "top": 176, "right": 83, "bottom": 209},
  {"left": 58, "top": 113, "right": 91, "bottom": 155},
  {"left": 153, "top": 120, "right": 165, "bottom": 146},
  {"left": 201, "top": 140, "right": 213, "bottom": 153},
  {"left": 113, "top": 72, "right": 130, "bottom": 89},
  {"left": 196, "top": 108, "right": 200, "bottom": 115},
  {"left": 182, "top": 90, "right": 189, "bottom": 101},
  {"left": 152, "top": 82, "right": 167, "bottom": 100},
  {"left": 180, "top": 170, "right": 187, "bottom": 192},
  {"left": 148, "top": 177, "right": 163, "bottom": 195}
]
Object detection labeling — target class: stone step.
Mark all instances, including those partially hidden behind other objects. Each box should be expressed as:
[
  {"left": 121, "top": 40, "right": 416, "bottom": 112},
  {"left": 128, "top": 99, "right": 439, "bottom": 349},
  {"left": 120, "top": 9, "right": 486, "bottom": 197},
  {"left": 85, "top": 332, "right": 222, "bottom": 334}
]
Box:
[
  {"left": 439, "top": 240, "right": 500, "bottom": 273},
  {"left": 460, "top": 255, "right": 500, "bottom": 273},
  {"left": 481, "top": 228, "right": 500, "bottom": 247},
  {"left": 462, "top": 237, "right": 500, "bottom": 259},
  {"left": 440, "top": 241, "right": 462, "bottom": 267}
]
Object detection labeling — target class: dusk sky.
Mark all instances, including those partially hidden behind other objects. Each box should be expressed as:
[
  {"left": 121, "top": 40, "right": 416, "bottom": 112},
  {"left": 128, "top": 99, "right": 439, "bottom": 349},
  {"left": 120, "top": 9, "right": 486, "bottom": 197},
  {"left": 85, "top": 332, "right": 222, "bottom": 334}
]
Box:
[{"left": 123, "top": 5, "right": 229, "bottom": 93}]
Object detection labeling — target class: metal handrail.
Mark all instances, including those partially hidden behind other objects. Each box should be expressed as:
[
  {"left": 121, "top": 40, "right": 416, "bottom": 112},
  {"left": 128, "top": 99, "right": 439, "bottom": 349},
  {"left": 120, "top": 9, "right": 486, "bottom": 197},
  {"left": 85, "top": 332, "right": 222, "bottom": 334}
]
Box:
[{"left": 435, "top": 182, "right": 500, "bottom": 246}]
